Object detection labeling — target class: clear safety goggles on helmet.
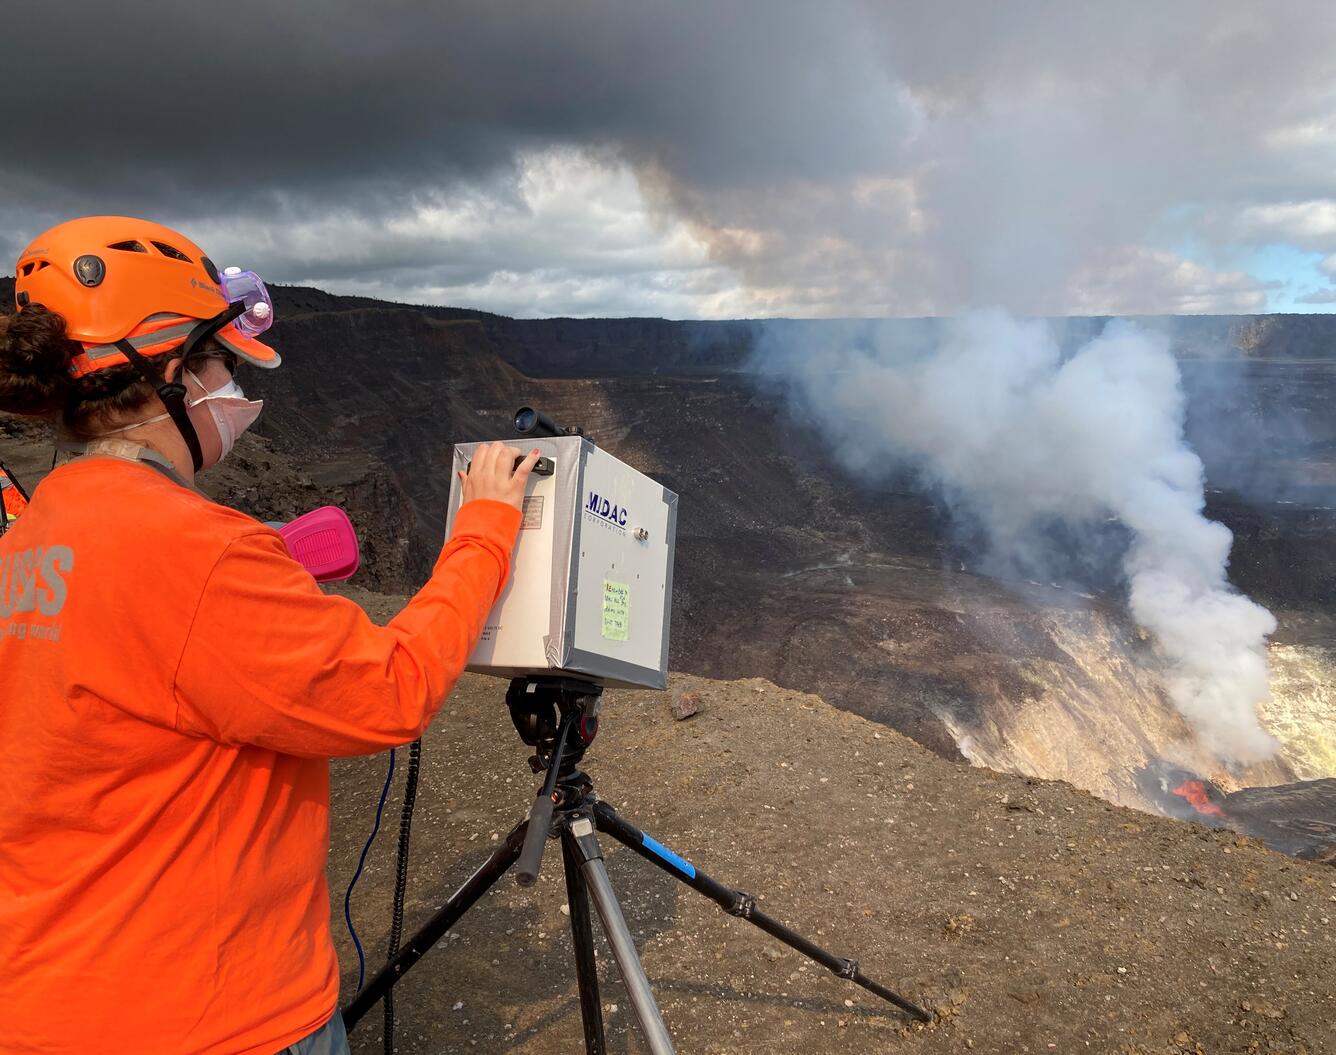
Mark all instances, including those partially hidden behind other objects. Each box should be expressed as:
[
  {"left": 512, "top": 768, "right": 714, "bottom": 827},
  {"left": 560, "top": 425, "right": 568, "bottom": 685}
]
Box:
[{"left": 218, "top": 267, "right": 274, "bottom": 337}]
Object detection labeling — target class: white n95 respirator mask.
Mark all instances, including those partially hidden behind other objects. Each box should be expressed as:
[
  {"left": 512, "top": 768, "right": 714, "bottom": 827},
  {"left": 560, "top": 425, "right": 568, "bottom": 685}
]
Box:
[
  {"left": 184, "top": 370, "right": 264, "bottom": 459},
  {"left": 99, "top": 368, "right": 264, "bottom": 461}
]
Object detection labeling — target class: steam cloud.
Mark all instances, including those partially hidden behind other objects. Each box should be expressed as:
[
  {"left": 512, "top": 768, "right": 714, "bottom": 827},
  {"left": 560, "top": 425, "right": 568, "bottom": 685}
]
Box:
[{"left": 759, "top": 310, "right": 1280, "bottom": 764}]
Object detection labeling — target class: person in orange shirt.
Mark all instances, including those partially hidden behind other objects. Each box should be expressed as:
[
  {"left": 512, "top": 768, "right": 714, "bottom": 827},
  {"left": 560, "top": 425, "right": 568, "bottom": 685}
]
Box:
[{"left": 0, "top": 217, "right": 539, "bottom": 1054}]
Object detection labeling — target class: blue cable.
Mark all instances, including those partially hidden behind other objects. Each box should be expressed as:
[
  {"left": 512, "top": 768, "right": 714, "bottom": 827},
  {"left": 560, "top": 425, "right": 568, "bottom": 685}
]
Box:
[{"left": 344, "top": 747, "right": 396, "bottom": 991}]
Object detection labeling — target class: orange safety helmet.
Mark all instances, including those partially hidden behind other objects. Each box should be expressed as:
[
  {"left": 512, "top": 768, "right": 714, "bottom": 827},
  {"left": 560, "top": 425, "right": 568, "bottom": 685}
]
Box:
[
  {"left": 14, "top": 216, "right": 280, "bottom": 378},
  {"left": 14, "top": 217, "right": 281, "bottom": 472}
]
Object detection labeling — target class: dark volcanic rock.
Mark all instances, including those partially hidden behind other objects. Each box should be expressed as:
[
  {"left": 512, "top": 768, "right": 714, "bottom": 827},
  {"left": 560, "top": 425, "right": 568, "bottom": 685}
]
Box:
[
  {"left": 4, "top": 278, "right": 1335, "bottom": 796},
  {"left": 232, "top": 292, "right": 1336, "bottom": 763},
  {"left": 1221, "top": 778, "right": 1336, "bottom": 861}
]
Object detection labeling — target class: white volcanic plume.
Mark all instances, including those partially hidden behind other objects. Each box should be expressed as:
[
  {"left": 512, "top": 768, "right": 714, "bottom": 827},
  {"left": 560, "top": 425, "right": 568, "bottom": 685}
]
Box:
[{"left": 760, "top": 310, "right": 1279, "bottom": 764}]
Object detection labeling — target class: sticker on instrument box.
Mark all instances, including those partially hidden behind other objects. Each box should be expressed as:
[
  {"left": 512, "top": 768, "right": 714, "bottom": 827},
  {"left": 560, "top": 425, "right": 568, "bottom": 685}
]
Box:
[
  {"left": 602, "top": 579, "right": 630, "bottom": 641},
  {"left": 520, "top": 495, "right": 544, "bottom": 530}
]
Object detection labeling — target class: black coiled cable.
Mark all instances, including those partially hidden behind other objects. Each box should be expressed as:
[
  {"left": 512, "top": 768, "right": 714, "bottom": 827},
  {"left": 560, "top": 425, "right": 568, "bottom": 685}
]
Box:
[{"left": 383, "top": 737, "right": 422, "bottom": 1054}]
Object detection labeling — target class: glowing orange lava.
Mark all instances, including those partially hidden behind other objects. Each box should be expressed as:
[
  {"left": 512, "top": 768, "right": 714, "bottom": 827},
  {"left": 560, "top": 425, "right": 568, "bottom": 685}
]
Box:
[{"left": 1172, "top": 780, "right": 1226, "bottom": 818}]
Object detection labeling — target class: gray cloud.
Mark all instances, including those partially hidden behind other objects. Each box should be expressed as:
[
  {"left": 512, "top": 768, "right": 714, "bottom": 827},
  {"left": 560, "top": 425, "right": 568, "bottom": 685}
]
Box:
[{"left": 5, "top": 2, "right": 1336, "bottom": 316}]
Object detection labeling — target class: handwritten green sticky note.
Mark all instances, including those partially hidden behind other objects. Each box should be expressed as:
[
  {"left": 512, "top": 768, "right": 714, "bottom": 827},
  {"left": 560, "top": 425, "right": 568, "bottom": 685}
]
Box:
[{"left": 602, "top": 579, "right": 630, "bottom": 641}]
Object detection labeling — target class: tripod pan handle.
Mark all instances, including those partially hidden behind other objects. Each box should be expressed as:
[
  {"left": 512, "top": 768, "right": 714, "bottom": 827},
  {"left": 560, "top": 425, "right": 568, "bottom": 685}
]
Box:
[{"left": 516, "top": 792, "right": 556, "bottom": 886}]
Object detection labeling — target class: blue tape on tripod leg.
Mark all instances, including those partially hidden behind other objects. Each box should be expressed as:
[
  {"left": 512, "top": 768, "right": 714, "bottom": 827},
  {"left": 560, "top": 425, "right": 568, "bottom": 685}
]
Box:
[{"left": 641, "top": 833, "right": 696, "bottom": 878}]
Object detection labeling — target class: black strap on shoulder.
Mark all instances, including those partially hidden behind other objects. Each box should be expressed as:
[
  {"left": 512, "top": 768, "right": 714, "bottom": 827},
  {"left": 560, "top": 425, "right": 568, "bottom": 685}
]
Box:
[
  {"left": 53, "top": 438, "right": 197, "bottom": 492},
  {"left": 111, "top": 303, "right": 247, "bottom": 474},
  {"left": 115, "top": 338, "right": 205, "bottom": 473}
]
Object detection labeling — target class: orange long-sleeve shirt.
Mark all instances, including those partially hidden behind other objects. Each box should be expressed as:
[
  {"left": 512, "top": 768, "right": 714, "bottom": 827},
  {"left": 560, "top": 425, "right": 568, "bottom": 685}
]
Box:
[{"left": 0, "top": 455, "right": 521, "bottom": 1054}]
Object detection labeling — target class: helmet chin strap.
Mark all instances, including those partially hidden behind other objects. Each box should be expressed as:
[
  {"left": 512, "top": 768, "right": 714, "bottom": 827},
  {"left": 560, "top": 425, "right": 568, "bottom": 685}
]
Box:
[{"left": 113, "top": 303, "right": 246, "bottom": 473}]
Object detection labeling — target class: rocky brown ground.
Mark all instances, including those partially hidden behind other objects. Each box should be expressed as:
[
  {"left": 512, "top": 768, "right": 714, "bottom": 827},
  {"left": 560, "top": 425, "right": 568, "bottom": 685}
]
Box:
[{"left": 328, "top": 600, "right": 1336, "bottom": 1055}]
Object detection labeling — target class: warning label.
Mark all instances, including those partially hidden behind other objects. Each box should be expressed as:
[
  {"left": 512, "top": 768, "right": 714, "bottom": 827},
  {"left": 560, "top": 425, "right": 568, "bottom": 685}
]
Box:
[{"left": 521, "top": 495, "right": 545, "bottom": 530}]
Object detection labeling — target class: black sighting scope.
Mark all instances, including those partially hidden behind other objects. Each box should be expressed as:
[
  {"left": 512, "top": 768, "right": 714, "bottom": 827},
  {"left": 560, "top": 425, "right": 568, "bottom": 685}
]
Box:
[{"left": 514, "top": 406, "right": 583, "bottom": 439}]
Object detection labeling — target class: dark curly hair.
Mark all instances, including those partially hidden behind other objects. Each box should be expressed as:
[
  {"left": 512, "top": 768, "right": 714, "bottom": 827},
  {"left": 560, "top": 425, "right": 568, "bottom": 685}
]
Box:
[{"left": 0, "top": 304, "right": 183, "bottom": 441}]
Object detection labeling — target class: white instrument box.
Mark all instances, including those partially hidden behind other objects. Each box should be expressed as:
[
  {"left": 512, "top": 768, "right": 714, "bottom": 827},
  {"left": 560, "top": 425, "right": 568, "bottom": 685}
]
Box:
[{"left": 446, "top": 437, "right": 677, "bottom": 689}]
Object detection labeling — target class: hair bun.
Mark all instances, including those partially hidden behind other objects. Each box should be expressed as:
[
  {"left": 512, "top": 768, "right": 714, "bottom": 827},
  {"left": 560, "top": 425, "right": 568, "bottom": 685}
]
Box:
[{"left": 0, "top": 304, "right": 79, "bottom": 416}]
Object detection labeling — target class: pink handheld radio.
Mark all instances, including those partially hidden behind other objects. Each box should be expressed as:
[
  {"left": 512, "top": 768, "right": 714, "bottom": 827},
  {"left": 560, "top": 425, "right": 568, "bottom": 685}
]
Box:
[{"left": 277, "top": 506, "right": 361, "bottom": 583}]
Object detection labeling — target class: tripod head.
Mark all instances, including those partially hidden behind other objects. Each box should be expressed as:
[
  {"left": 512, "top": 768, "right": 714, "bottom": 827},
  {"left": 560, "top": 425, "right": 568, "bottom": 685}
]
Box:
[
  {"left": 506, "top": 676, "right": 604, "bottom": 884},
  {"left": 507, "top": 675, "right": 602, "bottom": 779}
]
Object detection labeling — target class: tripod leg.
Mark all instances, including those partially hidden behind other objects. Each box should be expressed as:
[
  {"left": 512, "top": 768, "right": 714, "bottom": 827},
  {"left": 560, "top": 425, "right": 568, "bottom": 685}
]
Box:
[
  {"left": 567, "top": 816, "right": 677, "bottom": 1055},
  {"left": 343, "top": 819, "right": 528, "bottom": 1031},
  {"left": 561, "top": 828, "right": 607, "bottom": 1055},
  {"left": 592, "top": 801, "right": 932, "bottom": 1023}
]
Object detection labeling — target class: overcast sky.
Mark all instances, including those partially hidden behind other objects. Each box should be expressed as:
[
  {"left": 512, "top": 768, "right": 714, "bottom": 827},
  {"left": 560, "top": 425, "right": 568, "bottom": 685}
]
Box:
[{"left": 6, "top": 1, "right": 1336, "bottom": 318}]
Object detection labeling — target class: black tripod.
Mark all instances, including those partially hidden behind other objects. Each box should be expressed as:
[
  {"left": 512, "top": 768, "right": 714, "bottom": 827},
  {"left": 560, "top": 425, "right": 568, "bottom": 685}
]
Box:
[{"left": 343, "top": 676, "right": 930, "bottom": 1052}]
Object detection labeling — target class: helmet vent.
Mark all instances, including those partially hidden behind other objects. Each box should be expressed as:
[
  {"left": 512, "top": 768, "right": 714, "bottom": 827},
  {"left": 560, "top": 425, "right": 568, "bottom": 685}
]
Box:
[
  {"left": 151, "top": 241, "right": 192, "bottom": 262},
  {"left": 108, "top": 240, "right": 149, "bottom": 253},
  {"left": 19, "top": 261, "right": 36, "bottom": 276},
  {"left": 37, "top": 260, "right": 50, "bottom": 271}
]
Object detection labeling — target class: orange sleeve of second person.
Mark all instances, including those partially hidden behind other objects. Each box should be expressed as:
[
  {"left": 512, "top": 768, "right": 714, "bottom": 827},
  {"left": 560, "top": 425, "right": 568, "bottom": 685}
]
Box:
[{"left": 173, "top": 499, "right": 522, "bottom": 756}]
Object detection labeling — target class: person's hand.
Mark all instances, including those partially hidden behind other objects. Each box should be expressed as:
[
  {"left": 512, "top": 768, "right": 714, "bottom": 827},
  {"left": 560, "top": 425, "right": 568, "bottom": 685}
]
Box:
[{"left": 459, "top": 442, "right": 540, "bottom": 512}]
